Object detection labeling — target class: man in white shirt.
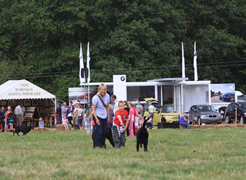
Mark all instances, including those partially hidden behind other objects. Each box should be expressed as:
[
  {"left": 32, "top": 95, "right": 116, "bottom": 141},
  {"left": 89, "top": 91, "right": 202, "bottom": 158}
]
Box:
[
  {"left": 14, "top": 102, "right": 23, "bottom": 125},
  {"left": 62, "top": 102, "right": 67, "bottom": 118},
  {"left": 111, "top": 94, "right": 119, "bottom": 114}
]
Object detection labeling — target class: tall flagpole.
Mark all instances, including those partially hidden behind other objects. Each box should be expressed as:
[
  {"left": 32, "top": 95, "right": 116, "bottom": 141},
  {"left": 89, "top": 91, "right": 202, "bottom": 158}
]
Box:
[
  {"left": 182, "top": 42, "right": 185, "bottom": 81},
  {"left": 87, "top": 42, "right": 91, "bottom": 106},
  {"left": 194, "top": 42, "right": 198, "bottom": 81},
  {"left": 181, "top": 42, "right": 185, "bottom": 113}
]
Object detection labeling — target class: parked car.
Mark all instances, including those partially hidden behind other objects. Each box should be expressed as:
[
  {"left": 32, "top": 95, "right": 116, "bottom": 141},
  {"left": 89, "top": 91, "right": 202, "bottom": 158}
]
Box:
[
  {"left": 144, "top": 105, "right": 180, "bottom": 124},
  {"left": 142, "top": 97, "right": 159, "bottom": 113},
  {"left": 219, "top": 94, "right": 231, "bottom": 102},
  {"left": 143, "top": 98, "right": 180, "bottom": 124},
  {"left": 189, "top": 105, "right": 222, "bottom": 125},
  {"left": 224, "top": 102, "right": 246, "bottom": 124},
  {"left": 77, "top": 88, "right": 98, "bottom": 103}
]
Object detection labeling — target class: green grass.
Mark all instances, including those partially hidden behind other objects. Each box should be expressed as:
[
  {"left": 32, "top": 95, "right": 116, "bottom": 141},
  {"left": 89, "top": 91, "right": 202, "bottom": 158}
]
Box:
[{"left": 0, "top": 128, "right": 246, "bottom": 180}]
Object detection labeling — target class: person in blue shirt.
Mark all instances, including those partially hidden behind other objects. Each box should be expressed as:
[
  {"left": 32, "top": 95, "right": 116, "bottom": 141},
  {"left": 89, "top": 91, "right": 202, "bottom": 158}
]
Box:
[
  {"left": 0, "top": 107, "right": 5, "bottom": 132},
  {"left": 179, "top": 114, "right": 189, "bottom": 129},
  {"left": 92, "top": 84, "right": 110, "bottom": 148}
]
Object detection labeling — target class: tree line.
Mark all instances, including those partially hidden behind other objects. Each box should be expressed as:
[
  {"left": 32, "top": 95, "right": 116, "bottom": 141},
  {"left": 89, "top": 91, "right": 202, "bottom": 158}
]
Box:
[{"left": 0, "top": 0, "right": 245, "bottom": 100}]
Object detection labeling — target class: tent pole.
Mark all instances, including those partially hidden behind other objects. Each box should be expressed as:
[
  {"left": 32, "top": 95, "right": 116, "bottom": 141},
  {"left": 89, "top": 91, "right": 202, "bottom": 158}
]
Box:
[{"left": 53, "top": 98, "right": 56, "bottom": 127}]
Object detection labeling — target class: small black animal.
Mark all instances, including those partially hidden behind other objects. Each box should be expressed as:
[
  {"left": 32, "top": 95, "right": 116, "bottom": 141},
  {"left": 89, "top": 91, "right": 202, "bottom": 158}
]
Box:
[
  {"left": 13, "top": 126, "right": 34, "bottom": 136},
  {"left": 136, "top": 117, "right": 149, "bottom": 152},
  {"left": 92, "top": 122, "right": 115, "bottom": 149},
  {"left": 105, "top": 122, "right": 115, "bottom": 148}
]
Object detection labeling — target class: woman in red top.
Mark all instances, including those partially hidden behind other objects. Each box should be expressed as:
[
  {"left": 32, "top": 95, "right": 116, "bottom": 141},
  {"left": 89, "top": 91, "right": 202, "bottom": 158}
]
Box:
[
  {"left": 113, "top": 101, "right": 129, "bottom": 148},
  {"left": 5, "top": 106, "right": 13, "bottom": 130}
]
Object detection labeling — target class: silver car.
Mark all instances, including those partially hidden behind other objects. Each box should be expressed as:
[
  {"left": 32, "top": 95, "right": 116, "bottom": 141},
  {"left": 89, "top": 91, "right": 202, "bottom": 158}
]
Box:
[{"left": 189, "top": 105, "right": 222, "bottom": 125}]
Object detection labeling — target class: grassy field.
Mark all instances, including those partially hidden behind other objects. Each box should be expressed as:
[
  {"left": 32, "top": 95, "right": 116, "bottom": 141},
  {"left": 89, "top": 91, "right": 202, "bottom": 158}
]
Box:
[{"left": 0, "top": 128, "right": 246, "bottom": 180}]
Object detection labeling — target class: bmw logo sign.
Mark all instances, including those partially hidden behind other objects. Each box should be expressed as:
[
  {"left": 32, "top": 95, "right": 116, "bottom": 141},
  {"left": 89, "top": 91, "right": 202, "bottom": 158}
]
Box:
[{"left": 120, "top": 76, "right": 125, "bottom": 81}]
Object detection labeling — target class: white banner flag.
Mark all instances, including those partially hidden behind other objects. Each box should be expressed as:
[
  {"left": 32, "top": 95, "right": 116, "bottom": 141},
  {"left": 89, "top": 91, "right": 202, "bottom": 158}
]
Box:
[
  {"left": 79, "top": 43, "right": 85, "bottom": 84},
  {"left": 194, "top": 42, "right": 198, "bottom": 81}
]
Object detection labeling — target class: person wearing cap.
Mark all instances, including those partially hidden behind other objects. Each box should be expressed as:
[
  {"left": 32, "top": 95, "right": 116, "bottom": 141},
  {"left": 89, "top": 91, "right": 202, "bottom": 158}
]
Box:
[{"left": 179, "top": 113, "right": 189, "bottom": 129}]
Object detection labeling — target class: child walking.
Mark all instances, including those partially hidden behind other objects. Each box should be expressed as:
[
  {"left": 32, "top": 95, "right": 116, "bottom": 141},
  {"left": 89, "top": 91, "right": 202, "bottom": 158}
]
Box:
[
  {"left": 39, "top": 117, "right": 44, "bottom": 131},
  {"left": 113, "top": 101, "right": 130, "bottom": 148},
  {"left": 62, "top": 116, "right": 69, "bottom": 131},
  {"left": 138, "top": 114, "right": 144, "bottom": 128},
  {"left": 85, "top": 110, "right": 92, "bottom": 136}
]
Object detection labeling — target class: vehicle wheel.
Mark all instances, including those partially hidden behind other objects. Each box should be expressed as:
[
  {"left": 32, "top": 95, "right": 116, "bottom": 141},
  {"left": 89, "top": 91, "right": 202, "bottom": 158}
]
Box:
[
  {"left": 198, "top": 118, "right": 202, "bottom": 125},
  {"left": 225, "top": 116, "right": 230, "bottom": 124}
]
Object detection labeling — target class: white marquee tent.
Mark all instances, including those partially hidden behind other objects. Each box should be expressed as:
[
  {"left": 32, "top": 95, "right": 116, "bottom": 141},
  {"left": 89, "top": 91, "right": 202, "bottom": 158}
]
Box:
[
  {"left": 0, "top": 79, "right": 55, "bottom": 100},
  {"left": 0, "top": 79, "right": 56, "bottom": 127}
]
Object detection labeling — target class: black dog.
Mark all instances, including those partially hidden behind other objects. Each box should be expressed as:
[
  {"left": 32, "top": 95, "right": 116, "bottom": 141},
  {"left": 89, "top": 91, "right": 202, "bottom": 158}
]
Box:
[
  {"left": 92, "top": 122, "right": 115, "bottom": 149},
  {"left": 92, "top": 115, "right": 115, "bottom": 149},
  {"left": 136, "top": 118, "right": 149, "bottom": 152},
  {"left": 105, "top": 122, "right": 115, "bottom": 148},
  {"left": 13, "top": 126, "right": 34, "bottom": 136}
]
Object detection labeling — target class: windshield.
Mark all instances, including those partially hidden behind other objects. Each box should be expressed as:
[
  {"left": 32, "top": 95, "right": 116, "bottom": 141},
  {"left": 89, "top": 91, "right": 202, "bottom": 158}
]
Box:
[
  {"left": 160, "top": 106, "right": 175, "bottom": 113},
  {"left": 198, "top": 105, "right": 216, "bottom": 112},
  {"left": 238, "top": 103, "right": 246, "bottom": 108},
  {"left": 238, "top": 95, "right": 246, "bottom": 102}
]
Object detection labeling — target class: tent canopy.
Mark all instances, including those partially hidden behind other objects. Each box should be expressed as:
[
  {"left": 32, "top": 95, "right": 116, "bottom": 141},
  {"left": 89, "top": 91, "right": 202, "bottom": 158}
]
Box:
[{"left": 0, "top": 79, "right": 55, "bottom": 100}]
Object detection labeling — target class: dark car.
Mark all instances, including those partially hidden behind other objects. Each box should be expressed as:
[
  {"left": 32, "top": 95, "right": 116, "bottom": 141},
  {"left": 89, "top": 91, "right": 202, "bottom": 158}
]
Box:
[
  {"left": 189, "top": 105, "right": 222, "bottom": 125},
  {"left": 220, "top": 94, "right": 231, "bottom": 101},
  {"left": 224, "top": 102, "right": 246, "bottom": 124}
]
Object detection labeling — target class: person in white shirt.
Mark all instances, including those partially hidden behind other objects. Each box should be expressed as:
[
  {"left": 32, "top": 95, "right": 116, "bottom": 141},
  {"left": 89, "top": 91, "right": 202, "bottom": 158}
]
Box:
[
  {"left": 62, "top": 102, "right": 67, "bottom": 119},
  {"left": 14, "top": 102, "right": 23, "bottom": 125},
  {"left": 136, "top": 101, "right": 143, "bottom": 115},
  {"left": 111, "top": 94, "right": 119, "bottom": 114}
]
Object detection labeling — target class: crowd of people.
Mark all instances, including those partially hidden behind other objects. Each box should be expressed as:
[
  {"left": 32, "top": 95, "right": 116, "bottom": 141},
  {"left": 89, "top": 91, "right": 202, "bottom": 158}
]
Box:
[
  {"left": 0, "top": 102, "right": 25, "bottom": 132},
  {"left": 90, "top": 83, "right": 157, "bottom": 149},
  {"left": 53, "top": 101, "right": 93, "bottom": 134},
  {"left": 0, "top": 83, "right": 191, "bottom": 149},
  {"left": 48, "top": 83, "right": 153, "bottom": 148}
]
